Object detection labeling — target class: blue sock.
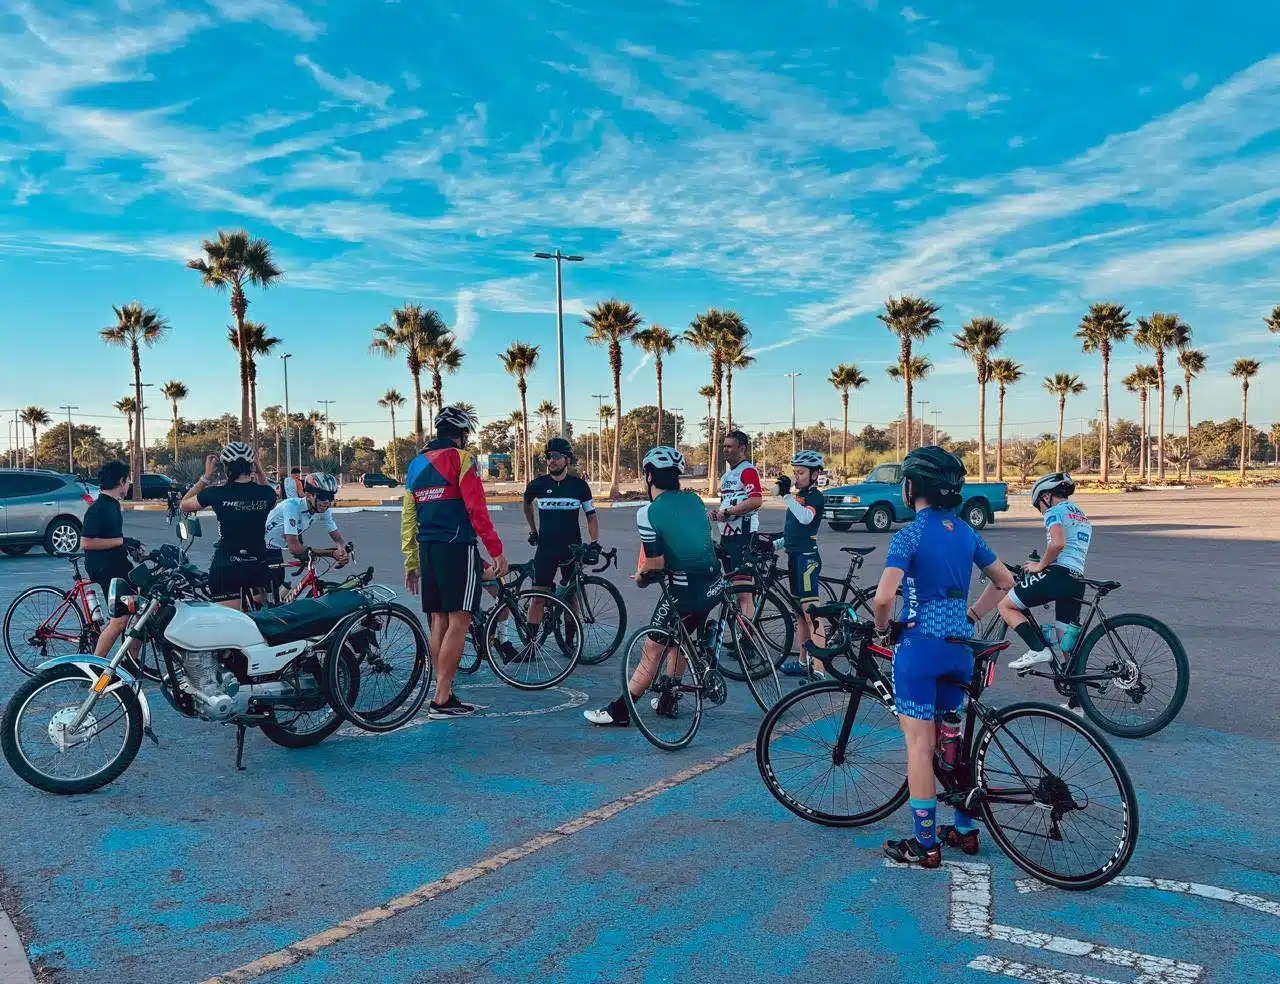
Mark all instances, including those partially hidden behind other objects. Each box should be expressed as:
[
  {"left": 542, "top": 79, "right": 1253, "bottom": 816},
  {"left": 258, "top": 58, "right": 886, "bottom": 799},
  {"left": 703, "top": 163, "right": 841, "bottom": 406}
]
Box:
[
  {"left": 952, "top": 807, "right": 978, "bottom": 834},
  {"left": 910, "top": 797, "right": 938, "bottom": 847}
]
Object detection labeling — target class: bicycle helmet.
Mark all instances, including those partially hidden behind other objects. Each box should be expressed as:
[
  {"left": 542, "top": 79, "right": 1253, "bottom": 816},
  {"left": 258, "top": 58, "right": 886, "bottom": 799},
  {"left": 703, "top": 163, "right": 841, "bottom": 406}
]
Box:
[
  {"left": 642, "top": 446, "right": 686, "bottom": 475},
  {"left": 304, "top": 472, "right": 339, "bottom": 498},
  {"left": 545, "top": 436, "right": 575, "bottom": 460},
  {"left": 436, "top": 404, "right": 478, "bottom": 434},
  {"left": 1031, "top": 472, "right": 1075, "bottom": 508},
  {"left": 220, "top": 441, "right": 254, "bottom": 465},
  {"left": 901, "top": 445, "right": 966, "bottom": 508},
  {"left": 791, "top": 449, "right": 824, "bottom": 469}
]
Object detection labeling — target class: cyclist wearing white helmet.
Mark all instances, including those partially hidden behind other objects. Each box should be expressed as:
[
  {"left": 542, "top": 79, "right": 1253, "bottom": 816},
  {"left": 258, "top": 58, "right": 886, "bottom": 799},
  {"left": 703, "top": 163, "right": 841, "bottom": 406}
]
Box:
[
  {"left": 402, "top": 404, "right": 507, "bottom": 719},
  {"left": 780, "top": 450, "right": 828, "bottom": 676},
  {"left": 997, "top": 472, "right": 1093, "bottom": 671},
  {"left": 182, "top": 442, "right": 277, "bottom": 609},
  {"left": 264, "top": 472, "right": 349, "bottom": 588},
  {"left": 585, "top": 447, "right": 723, "bottom": 727}
]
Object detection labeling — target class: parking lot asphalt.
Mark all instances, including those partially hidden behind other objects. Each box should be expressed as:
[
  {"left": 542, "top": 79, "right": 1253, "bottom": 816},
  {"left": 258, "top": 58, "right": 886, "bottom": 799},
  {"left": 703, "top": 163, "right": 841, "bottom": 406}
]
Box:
[{"left": 0, "top": 488, "right": 1276, "bottom": 984}]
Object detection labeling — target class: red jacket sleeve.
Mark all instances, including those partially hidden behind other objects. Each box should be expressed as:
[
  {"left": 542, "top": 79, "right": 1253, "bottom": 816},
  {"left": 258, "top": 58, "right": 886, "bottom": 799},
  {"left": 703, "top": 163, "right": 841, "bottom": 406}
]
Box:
[
  {"left": 741, "top": 466, "right": 763, "bottom": 498},
  {"left": 457, "top": 451, "right": 504, "bottom": 558}
]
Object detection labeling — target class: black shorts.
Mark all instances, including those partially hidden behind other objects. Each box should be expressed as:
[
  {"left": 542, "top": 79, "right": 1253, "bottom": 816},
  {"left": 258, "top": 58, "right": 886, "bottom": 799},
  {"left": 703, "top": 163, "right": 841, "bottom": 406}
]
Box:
[
  {"left": 87, "top": 560, "right": 132, "bottom": 602},
  {"left": 533, "top": 543, "right": 575, "bottom": 588},
  {"left": 420, "top": 541, "right": 484, "bottom": 614},
  {"left": 787, "top": 551, "right": 822, "bottom": 605},
  {"left": 209, "top": 551, "right": 271, "bottom": 601},
  {"left": 719, "top": 536, "right": 752, "bottom": 581},
  {"left": 654, "top": 576, "right": 724, "bottom": 633},
  {"left": 1009, "top": 564, "right": 1086, "bottom": 623}
]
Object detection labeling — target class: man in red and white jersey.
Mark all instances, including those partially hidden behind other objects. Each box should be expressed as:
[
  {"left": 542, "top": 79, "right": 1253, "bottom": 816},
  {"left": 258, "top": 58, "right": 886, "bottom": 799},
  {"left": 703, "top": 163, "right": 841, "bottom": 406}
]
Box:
[{"left": 709, "top": 430, "right": 763, "bottom": 617}]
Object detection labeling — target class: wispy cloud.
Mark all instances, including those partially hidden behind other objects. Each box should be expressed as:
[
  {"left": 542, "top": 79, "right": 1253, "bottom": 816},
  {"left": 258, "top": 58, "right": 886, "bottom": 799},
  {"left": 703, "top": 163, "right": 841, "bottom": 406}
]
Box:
[
  {"left": 208, "top": 0, "right": 322, "bottom": 40},
  {"left": 1180, "top": 72, "right": 1200, "bottom": 90},
  {"left": 900, "top": 7, "right": 925, "bottom": 23},
  {"left": 294, "top": 55, "right": 392, "bottom": 108}
]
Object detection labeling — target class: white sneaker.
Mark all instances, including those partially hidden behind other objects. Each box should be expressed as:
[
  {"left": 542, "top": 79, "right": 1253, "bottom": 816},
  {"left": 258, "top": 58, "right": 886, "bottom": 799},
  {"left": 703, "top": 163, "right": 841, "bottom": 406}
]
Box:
[{"left": 1008, "top": 650, "right": 1052, "bottom": 672}]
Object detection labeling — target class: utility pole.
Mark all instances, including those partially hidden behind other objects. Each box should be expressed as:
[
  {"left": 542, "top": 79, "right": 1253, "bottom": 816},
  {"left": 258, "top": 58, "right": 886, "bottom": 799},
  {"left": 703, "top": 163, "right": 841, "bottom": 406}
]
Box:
[
  {"left": 917, "top": 399, "right": 929, "bottom": 448},
  {"left": 785, "top": 372, "right": 802, "bottom": 459},
  {"left": 317, "top": 399, "right": 337, "bottom": 460},
  {"left": 533, "top": 249, "right": 585, "bottom": 438},
  {"left": 12, "top": 410, "right": 20, "bottom": 469},
  {"left": 669, "top": 409, "right": 682, "bottom": 450},
  {"left": 336, "top": 422, "right": 345, "bottom": 475},
  {"left": 59, "top": 405, "right": 78, "bottom": 474},
  {"left": 592, "top": 393, "right": 608, "bottom": 479},
  {"left": 281, "top": 354, "right": 293, "bottom": 476},
  {"left": 932, "top": 409, "right": 942, "bottom": 445}
]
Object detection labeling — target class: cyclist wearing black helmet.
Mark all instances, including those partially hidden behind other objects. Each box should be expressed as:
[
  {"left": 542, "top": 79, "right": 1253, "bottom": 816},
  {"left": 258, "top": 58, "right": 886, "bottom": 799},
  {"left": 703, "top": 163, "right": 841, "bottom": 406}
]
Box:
[{"left": 871, "top": 445, "right": 1014, "bottom": 867}]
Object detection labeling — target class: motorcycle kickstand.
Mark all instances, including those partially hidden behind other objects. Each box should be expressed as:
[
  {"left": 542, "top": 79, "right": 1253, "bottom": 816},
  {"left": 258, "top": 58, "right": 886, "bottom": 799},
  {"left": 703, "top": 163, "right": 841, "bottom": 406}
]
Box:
[{"left": 234, "top": 723, "right": 248, "bottom": 772}]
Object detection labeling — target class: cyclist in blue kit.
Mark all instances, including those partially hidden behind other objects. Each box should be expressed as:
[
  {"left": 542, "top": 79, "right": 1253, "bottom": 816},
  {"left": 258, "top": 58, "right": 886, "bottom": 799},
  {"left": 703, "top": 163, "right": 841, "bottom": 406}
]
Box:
[{"left": 870, "top": 446, "right": 1014, "bottom": 867}]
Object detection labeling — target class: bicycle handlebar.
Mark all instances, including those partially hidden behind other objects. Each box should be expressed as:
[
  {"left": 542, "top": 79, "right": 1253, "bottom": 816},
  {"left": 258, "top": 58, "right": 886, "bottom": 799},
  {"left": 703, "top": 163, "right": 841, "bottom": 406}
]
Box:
[{"left": 591, "top": 547, "right": 617, "bottom": 573}]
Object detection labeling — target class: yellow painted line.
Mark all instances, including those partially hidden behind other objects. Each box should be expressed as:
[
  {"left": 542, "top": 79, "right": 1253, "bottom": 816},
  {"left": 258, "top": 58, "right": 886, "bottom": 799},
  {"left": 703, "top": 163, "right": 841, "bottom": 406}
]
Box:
[{"left": 201, "top": 737, "right": 757, "bottom": 984}]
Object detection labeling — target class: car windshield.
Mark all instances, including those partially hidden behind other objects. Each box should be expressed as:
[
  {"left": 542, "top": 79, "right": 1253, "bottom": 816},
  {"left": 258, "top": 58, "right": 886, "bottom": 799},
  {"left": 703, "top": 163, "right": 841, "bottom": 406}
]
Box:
[{"left": 866, "top": 464, "right": 900, "bottom": 483}]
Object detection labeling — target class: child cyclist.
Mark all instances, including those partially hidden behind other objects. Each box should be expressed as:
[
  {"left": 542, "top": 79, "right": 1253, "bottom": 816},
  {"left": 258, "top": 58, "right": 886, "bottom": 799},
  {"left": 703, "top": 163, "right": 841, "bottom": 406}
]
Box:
[
  {"left": 871, "top": 446, "right": 1014, "bottom": 867},
  {"left": 997, "top": 472, "right": 1093, "bottom": 670},
  {"left": 780, "top": 450, "right": 828, "bottom": 677}
]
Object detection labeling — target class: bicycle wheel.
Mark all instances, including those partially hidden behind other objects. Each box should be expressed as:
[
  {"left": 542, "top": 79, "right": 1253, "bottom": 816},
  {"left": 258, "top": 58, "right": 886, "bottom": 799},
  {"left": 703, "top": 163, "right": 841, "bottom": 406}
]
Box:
[
  {"left": 562, "top": 575, "right": 627, "bottom": 665},
  {"left": 727, "top": 606, "right": 783, "bottom": 711},
  {"left": 325, "top": 604, "right": 431, "bottom": 732},
  {"left": 756, "top": 680, "right": 908, "bottom": 827},
  {"left": 1071, "top": 614, "right": 1189, "bottom": 738},
  {"left": 4, "top": 586, "right": 88, "bottom": 676},
  {"left": 620, "top": 626, "right": 704, "bottom": 750},
  {"left": 724, "top": 587, "right": 793, "bottom": 681},
  {"left": 486, "top": 590, "right": 583, "bottom": 690},
  {"left": 974, "top": 701, "right": 1139, "bottom": 890}
]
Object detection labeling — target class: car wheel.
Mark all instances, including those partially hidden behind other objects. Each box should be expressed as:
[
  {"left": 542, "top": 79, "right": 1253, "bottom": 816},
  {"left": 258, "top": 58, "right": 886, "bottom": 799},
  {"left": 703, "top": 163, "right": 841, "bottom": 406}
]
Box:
[
  {"left": 43, "top": 518, "right": 82, "bottom": 556},
  {"left": 962, "top": 500, "right": 989, "bottom": 530},
  {"left": 865, "top": 505, "right": 893, "bottom": 534},
  {"left": 1, "top": 545, "right": 33, "bottom": 556},
  {"left": 828, "top": 521, "right": 853, "bottom": 533}
]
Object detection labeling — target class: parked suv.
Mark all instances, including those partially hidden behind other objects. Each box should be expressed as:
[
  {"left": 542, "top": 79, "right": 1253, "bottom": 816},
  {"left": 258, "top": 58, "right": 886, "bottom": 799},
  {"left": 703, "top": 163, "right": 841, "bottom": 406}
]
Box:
[
  {"left": 361, "top": 472, "right": 398, "bottom": 488},
  {"left": 0, "top": 469, "right": 94, "bottom": 556},
  {"left": 127, "top": 473, "right": 186, "bottom": 500}
]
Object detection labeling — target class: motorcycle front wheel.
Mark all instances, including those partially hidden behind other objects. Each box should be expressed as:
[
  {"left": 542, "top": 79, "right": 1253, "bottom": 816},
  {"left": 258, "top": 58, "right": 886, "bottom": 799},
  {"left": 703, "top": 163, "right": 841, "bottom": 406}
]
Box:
[{"left": 1, "top": 664, "right": 144, "bottom": 794}]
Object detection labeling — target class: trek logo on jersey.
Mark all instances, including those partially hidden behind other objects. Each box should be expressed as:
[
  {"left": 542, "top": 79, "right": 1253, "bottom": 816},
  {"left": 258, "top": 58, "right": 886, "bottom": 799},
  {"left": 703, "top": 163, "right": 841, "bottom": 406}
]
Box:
[{"left": 534, "top": 497, "right": 583, "bottom": 511}]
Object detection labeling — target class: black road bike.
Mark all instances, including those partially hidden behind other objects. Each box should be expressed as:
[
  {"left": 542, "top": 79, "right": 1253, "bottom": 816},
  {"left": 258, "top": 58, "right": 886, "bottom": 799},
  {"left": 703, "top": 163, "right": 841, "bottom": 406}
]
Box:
[
  {"left": 979, "top": 553, "right": 1189, "bottom": 738},
  {"left": 756, "top": 604, "right": 1139, "bottom": 891}
]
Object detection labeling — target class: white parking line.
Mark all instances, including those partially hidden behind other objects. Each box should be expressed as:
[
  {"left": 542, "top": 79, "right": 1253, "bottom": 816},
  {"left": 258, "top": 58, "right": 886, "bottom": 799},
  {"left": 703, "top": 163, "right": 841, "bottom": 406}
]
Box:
[{"left": 1015, "top": 874, "right": 1280, "bottom": 917}]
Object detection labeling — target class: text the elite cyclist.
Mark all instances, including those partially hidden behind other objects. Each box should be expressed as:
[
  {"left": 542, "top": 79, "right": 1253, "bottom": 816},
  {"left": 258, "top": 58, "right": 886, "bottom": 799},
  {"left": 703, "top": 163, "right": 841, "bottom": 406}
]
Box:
[
  {"left": 710, "top": 431, "right": 762, "bottom": 625},
  {"left": 264, "top": 474, "right": 349, "bottom": 597},
  {"left": 584, "top": 447, "right": 722, "bottom": 727},
  {"left": 871, "top": 446, "right": 1014, "bottom": 868},
  {"left": 401, "top": 405, "right": 508, "bottom": 719},
  {"left": 180, "top": 443, "right": 276, "bottom": 610},
  {"left": 81, "top": 460, "right": 143, "bottom": 661},
  {"left": 998, "top": 472, "right": 1093, "bottom": 671},
  {"left": 781, "top": 449, "right": 827, "bottom": 677}
]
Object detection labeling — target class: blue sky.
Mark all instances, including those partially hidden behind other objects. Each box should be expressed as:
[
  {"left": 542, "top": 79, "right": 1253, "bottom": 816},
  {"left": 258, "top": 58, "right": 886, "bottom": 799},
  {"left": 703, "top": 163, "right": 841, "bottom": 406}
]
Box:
[{"left": 1, "top": 0, "right": 1278, "bottom": 450}]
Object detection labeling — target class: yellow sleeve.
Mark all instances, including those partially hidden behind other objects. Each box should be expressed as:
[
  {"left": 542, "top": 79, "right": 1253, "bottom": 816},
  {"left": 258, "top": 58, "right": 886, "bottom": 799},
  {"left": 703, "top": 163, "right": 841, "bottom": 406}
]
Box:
[{"left": 400, "top": 489, "right": 419, "bottom": 571}]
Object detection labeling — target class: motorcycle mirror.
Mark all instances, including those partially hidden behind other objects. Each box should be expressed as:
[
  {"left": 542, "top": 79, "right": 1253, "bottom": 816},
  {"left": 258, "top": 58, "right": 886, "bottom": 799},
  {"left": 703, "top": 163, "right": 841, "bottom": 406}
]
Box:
[{"left": 179, "top": 517, "right": 202, "bottom": 540}]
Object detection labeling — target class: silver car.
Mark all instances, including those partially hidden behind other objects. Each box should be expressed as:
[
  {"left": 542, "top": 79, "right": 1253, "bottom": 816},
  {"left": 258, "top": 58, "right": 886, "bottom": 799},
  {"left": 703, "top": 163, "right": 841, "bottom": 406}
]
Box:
[{"left": 0, "top": 469, "right": 93, "bottom": 557}]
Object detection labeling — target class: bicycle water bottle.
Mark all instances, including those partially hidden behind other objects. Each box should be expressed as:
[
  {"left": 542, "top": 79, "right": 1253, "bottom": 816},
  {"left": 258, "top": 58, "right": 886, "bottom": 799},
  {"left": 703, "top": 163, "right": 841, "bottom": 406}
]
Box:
[
  {"left": 85, "top": 583, "right": 106, "bottom": 624},
  {"left": 1039, "top": 623, "right": 1059, "bottom": 649},
  {"left": 1059, "top": 622, "right": 1081, "bottom": 652},
  {"left": 702, "top": 618, "right": 724, "bottom": 656},
  {"left": 936, "top": 711, "right": 963, "bottom": 770}
]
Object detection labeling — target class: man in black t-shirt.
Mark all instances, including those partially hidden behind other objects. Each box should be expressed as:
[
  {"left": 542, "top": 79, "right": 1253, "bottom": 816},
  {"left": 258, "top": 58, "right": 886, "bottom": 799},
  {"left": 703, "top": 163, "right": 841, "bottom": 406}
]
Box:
[{"left": 83, "top": 461, "right": 141, "bottom": 659}]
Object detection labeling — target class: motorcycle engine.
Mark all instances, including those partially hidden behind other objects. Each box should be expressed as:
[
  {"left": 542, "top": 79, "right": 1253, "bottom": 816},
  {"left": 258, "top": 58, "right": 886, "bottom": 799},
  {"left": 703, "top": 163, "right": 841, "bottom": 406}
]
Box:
[{"left": 174, "top": 649, "right": 240, "bottom": 721}]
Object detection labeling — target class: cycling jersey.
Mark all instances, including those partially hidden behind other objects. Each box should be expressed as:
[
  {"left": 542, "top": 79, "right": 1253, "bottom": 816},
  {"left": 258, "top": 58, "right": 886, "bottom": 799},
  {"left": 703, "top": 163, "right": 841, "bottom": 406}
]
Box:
[
  {"left": 1042, "top": 501, "right": 1092, "bottom": 575},
  {"left": 524, "top": 474, "right": 595, "bottom": 546},
  {"left": 264, "top": 496, "right": 338, "bottom": 549},
  {"left": 198, "top": 481, "right": 276, "bottom": 557},
  {"left": 886, "top": 508, "right": 996, "bottom": 640},
  {"left": 782, "top": 486, "right": 824, "bottom": 553},
  {"left": 400, "top": 439, "right": 502, "bottom": 568},
  {"left": 638, "top": 490, "right": 720, "bottom": 613},
  {"left": 719, "top": 459, "right": 762, "bottom": 537}
]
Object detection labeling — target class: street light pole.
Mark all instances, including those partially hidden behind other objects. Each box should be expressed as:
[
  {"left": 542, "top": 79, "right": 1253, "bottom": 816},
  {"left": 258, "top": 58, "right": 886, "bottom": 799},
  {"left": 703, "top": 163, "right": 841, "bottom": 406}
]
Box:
[
  {"left": 784, "top": 372, "right": 802, "bottom": 459},
  {"left": 533, "top": 249, "right": 585, "bottom": 439},
  {"left": 669, "top": 409, "right": 682, "bottom": 450},
  {"left": 917, "top": 399, "right": 929, "bottom": 448},
  {"left": 318, "top": 399, "right": 337, "bottom": 461},
  {"left": 59, "top": 405, "right": 78, "bottom": 474},
  {"left": 281, "top": 354, "right": 293, "bottom": 475},
  {"left": 932, "top": 409, "right": 942, "bottom": 445}
]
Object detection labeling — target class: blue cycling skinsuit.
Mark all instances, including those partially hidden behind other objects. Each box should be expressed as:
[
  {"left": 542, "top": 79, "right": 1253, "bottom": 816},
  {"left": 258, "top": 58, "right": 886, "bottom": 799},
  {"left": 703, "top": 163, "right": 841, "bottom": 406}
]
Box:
[{"left": 885, "top": 507, "right": 997, "bottom": 721}]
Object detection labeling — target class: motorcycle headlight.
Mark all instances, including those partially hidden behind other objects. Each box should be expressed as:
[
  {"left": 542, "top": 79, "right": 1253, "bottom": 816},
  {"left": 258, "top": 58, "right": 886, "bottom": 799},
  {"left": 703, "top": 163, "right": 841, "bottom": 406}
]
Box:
[{"left": 107, "top": 577, "right": 132, "bottom": 618}]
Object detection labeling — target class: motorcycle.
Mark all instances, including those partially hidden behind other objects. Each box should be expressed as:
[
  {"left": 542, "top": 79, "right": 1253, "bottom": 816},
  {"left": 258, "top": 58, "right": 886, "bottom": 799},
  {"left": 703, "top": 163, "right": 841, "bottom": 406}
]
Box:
[{"left": 1, "top": 519, "right": 432, "bottom": 794}]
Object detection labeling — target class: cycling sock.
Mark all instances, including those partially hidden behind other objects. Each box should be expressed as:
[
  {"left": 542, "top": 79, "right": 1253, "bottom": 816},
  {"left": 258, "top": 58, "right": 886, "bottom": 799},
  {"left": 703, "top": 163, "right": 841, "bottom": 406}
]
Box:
[
  {"left": 952, "top": 808, "right": 978, "bottom": 834},
  {"left": 910, "top": 798, "right": 938, "bottom": 847},
  {"left": 1014, "top": 621, "right": 1046, "bottom": 652}
]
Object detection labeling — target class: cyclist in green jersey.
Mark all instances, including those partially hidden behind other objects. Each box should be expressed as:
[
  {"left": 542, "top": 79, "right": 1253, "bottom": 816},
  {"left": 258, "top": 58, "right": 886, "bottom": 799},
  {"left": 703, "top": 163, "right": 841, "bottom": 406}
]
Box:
[{"left": 584, "top": 447, "right": 723, "bottom": 727}]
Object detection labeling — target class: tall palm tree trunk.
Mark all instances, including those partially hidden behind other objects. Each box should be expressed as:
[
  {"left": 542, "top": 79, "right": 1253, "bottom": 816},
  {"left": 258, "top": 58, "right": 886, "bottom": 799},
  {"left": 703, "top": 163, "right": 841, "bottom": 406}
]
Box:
[
  {"left": 977, "top": 380, "right": 987, "bottom": 480},
  {"left": 519, "top": 383, "right": 531, "bottom": 485},
  {"left": 1055, "top": 399, "right": 1065, "bottom": 472},
  {"left": 709, "top": 371, "right": 723, "bottom": 496},
  {"left": 996, "top": 387, "right": 1006, "bottom": 482},
  {"left": 841, "top": 394, "right": 850, "bottom": 474},
  {"left": 131, "top": 344, "right": 144, "bottom": 499},
  {"left": 171, "top": 406, "right": 180, "bottom": 471},
  {"left": 725, "top": 366, "right": 734, "bottom": 433},
  {"left": 1100, "top": 354, "right": 1111, "bottom": 482},
  {"left": 655, "top": 362, "right": 664, "bottom": 446},
  {"left": 411, "top": 372, "right": 424, "bottom": 447},
  {"left": 609, "top": 346, "right": 623, "bottom": 497},
  {"left": 1185, "top": 378, "right": 1193, "bottom": 482},
  {"left": 901, "top": 341, "right": 914, "bottom": 455},
  {"left": 389, "top": 408, "right": 399, "bottom": 480},
  {"left": 1239, "top": 387, "right": 1249, "bottom": 481},
  {"left": 1140, "top": 394, "right": 1149, "bottom": 482},
  {"left": 703, "top": 391, "right": 713, "bottom": 479},
  {"left": 1156, "top": 356, "right": 1167, "bottom": 481},
  {"left": 249, "top": 361, "right": 261, "bottom": 460}
]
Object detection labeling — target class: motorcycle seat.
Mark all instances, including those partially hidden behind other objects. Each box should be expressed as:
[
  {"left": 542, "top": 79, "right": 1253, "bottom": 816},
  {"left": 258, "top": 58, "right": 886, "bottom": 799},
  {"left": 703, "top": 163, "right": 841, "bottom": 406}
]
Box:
[{"left": 248, "top": 590, "right": 367, "bottom": 646}]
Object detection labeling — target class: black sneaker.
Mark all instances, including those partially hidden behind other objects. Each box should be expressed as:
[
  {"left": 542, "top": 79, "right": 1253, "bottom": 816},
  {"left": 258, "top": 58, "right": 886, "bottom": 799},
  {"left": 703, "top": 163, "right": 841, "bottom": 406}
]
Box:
[
  {"left": 883, "top": 837, "right": 942, "bottom": 868},
  {"left": 428, "top": 694, "right": 477, "bottom": 720}
]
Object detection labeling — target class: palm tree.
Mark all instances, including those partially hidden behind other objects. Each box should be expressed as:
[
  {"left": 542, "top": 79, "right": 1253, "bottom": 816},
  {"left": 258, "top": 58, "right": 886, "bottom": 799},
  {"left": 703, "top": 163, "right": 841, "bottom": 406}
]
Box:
[
  {"left": 159, "top": 381, "right": 188, "bottom": 471},
  {"left": 421, "top": 391, "right": 439, "bottom": 433},
  {"left": 886, "top": 356, "right": 933, "bottom": 458},
  {"left": 499, "top": 341, "right": 541, "bottom": 484},
  {"left": 1122, "top": 366, "right": 1157, "bottom": 480},
  {"left": 989, "top": 359, "right": 1023, "bottom": 482},
  {"left": 632, "top": 323, "right": 677, "bottom": 446},
  {"left": 1171, "top": 384, "right": 1184, "bottom": 480},
  {"left": 684, "top": 309, "right": 747, "bottom": 492},
  {"left": 1043, "top": 373, "right": 1086, "bottom": 472},
  {"left": 370, "top": 304, "right": 449, "bottom": 445},
  {"left": 187, "top": 229, "right": 282, "bottom": 441},
  {"left": 226, "top": 321, "right": 280, "bottom": 447},
  {"left": 101, "top": 303, "right": 170, "bottom": 498},
  {"left": 878, "top": 295, "right": 942, "bottom": 453},
  {"left": 1076, "top": 302, "right": 1132, "bottom": 482},
  {"left": 827, "top": 364, "right": 868, "bottom": 475},
  {"left": 261, "top": 405, "right": 285, "bottom": 479},
  {"left": 952, "top": 317, "right": 1007, "bottom": 480},
  {"left": 535, "top": 400, "right": 558, "bottom": 446},
  {"left": 19, "top": 407, "right": 50, "bottom": 468},
  {"left": 723, "top": 334, "right": 755, "bottom": 432},
  {"left": 305, "top": 410, "right": 325, "bottom": 464},
  {"left": 114, "top": 396, "right": 138, "bottom": 470},
  {"left": 1231, "top": 359, "right": 1261, "bottom": 480},
  {"left": 1177, "top": 348, "right": 1206, "bottom": 481},
  {"left": 599, "top": 404, "right": 615, "bottom": 474},
  {"left": 75, "top": 436, "right": 100, "bottom": 473},
  {"left": 1271, "top": 422, "right": 1280, "bottom": 466},
  {"left": 698, "top": 384, "right": 715, "bottom": 465},
  {"left": 1266, "top": 305, "right": 1280, "bottom": 339},
  {"left": 1135, "top": 313, "right": 1191, "bottom": 481},
  {"left": 583, "top": 299, "right": 643, "bottom": 497},
  {"left": 424, "top": 334, "right": 464, "bottom": 414},
  {"left": 378, "top": 390, "right": 407, "bottom": 480}
]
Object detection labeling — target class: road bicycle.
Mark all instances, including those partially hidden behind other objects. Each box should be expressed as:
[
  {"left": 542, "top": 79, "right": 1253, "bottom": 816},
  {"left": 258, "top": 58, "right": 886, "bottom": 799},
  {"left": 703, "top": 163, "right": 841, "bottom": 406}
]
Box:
[
  {"left": 524, "top": 543, "right": 626, "bottom": 666},
  {"left": 756, "top": 604, "right": 1139, "bottom": 890},
  {"left": 714, "top": 536, "right": 799, "bottom": 681},
  {"left": 977, "top": 553, "right": 1189, "bottom": 738},
  {"left": 620, "top": 571, "right": 783, "bottom": 751}
]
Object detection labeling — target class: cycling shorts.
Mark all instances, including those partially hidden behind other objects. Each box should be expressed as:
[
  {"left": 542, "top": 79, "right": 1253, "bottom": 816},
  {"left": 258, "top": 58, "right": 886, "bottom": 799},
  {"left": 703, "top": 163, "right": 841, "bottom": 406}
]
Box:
[
  {"left": 892, "top": 634, "right": 973, "bottom": 721},
  {"left": 533, "top": 543, "right": 576, "bottom": 588},
  {"left": 654, "top": 576, "right": 723, "bottom": 631},
  {"left": 1008, "top": 564, "right": 1085, "bottom": 623},
  {"left": 419, "top": 541, "right": 484, "bottom": 614},
  {"left": 719, "top": 535, "right": 753, "bottom": 581},
  {"left": 787, "top": 551, "right": 822, "bottom": 605},
  {"left": 208, "top": 550, "right": 271, "bottom": 601}
]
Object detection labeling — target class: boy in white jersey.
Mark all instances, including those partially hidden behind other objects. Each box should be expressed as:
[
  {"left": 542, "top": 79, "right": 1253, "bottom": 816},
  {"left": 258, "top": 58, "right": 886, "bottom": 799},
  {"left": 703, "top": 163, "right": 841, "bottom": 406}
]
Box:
[
  {"left": 997, "top": 472, "right": 1092, "bottom": 669},
  {"left": 709, "top": 430, "right": 763, "bottom": 619}
]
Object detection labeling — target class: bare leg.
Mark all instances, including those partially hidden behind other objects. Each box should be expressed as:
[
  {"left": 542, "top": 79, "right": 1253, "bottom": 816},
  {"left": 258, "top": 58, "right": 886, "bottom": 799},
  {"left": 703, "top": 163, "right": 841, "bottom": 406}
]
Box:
[
  {"left": 433, "top": 611, "right": 472, "bottom": 704},
  {"left": 899, "top": 715, "right": 936, "bottom": 801}
]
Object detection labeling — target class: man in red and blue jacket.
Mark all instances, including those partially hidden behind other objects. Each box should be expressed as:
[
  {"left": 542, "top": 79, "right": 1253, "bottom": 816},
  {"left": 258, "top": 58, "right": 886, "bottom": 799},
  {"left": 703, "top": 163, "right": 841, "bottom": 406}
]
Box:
[{"left": 402, "top": 405, "right": 508, "bottom": 718}]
